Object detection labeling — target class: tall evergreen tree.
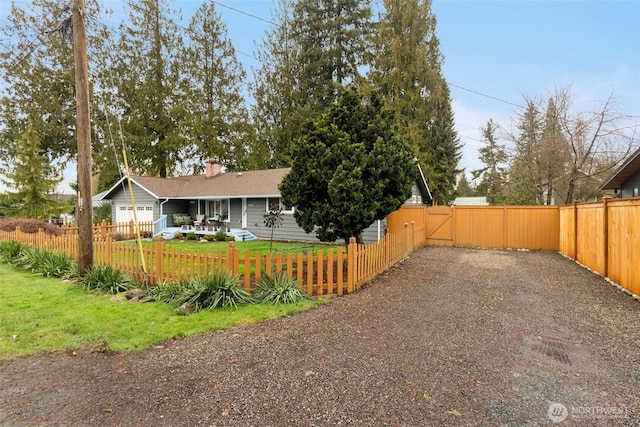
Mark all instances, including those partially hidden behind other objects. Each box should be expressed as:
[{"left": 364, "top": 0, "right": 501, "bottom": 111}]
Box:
[
  {"left": 114, "top": 0, "right": 188, "bottom": 177},
  {"left": 456, "top": 173, "right": 475, "bottom": 198},
  {"left": 251, "top": 0, "right": 373, "bottom": 166},
  {"left": 472, "top": 119, "right": 508, "bottom": 205},
  {"left": 0, "top": 120, "right": 62, "bottom": 218},
  {"left": 368, "top": 0, "right": 460, "bottom": 205},
  {"left": 250, "top": 0, "right": 300, "bottom": 168},
  {"left": 280, "top": 87, "right": 415, "bottom": 244},
  {"left": 0, "top": 0, "right": 109, "bottom": 174},
  {"left": 181, "top": 2, "right": 252, "bottom": 173}
]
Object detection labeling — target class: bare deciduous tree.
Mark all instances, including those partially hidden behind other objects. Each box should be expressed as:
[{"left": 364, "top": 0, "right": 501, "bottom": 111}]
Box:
[{"left": 507, "top": 85, "right": 637, "bottom": 204}]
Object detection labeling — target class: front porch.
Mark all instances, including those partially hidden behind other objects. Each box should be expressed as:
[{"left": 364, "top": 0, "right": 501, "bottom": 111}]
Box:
[{"left": 157, "top": 224, "right": 258, "bottom": 242}]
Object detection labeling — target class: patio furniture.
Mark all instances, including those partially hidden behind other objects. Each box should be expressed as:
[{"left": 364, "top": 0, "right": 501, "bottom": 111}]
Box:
[{"left": 194, "top": 215, "right": 206, "bottom": 230}]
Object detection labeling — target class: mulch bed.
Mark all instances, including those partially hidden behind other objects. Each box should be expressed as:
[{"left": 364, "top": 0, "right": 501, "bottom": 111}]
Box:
[{"left": 0, "top": 246, "right": 638, "bottom": 426}]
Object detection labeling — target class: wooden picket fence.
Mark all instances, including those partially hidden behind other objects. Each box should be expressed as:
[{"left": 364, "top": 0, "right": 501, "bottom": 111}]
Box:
[
  {"left": 62, "top": 220, "right": 154, "bottom": 240},
  {"left": 0, "top": 223, "right": 420, "bottom": 297}
]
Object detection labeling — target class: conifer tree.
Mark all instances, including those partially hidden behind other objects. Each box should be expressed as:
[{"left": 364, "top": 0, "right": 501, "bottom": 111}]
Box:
[
  {"left": 114, "top": 0, "right": 188, "bottom": 177},
  {"left": 279, "top": 87, "right": 415, "bottom": 244},
  {"left": 0, "top": 0, "right": 109, "bottom": 173},
  {"left": 368, "top": 0, "right": 460, "bottom": 205},
  {"left": 181, "top": 2, "right": 252, "bottom": 172},
  {"left": 251, "top": 0, "right": 373, "bottom": 166},
  {"left": 0, "top": 121, "right": 62, "bottom": 218},
  {"left": 472, "top": 119, "right": 508, "bottom": 205}
]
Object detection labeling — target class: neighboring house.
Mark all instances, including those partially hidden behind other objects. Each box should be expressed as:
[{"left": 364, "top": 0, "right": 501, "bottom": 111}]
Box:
[
  {"left": 599, "top": 146, "right": 640, "bottom": 198},
  {"left": 99, "top": 158, "right": 432, "bottom": 244},
  {"left": 452, "top": 196, "right": 489, "bottom": 206}
]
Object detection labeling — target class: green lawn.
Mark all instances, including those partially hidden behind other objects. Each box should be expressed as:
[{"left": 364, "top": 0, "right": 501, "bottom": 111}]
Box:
[
  {"left": 0, "top": 263, "right": 324, "bottom": 361},
  {"left": 136, "top": 239, "right": 344, "bottom": 256}
]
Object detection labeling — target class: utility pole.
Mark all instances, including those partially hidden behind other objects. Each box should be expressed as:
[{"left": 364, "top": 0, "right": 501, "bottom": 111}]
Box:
[{"left": 73, "top": 0, "right": 93, "bottom": 275}]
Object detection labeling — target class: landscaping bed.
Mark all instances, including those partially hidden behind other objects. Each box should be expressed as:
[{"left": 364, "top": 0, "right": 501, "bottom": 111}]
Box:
[{"left": 1, "top": 246, "right": 638, "bottom": 425}]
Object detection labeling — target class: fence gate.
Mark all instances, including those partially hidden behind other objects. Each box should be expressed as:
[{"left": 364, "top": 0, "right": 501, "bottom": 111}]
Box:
[{"left": 426, "top": 206, "right": 454, "bottom": 246}]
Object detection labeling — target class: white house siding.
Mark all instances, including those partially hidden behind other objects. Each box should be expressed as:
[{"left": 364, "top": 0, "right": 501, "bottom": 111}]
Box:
[{"left": 111, "top": 183, "right": 159, "bottom": 223}]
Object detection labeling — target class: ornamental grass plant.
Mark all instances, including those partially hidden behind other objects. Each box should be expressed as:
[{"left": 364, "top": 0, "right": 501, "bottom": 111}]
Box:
[{"left": 254, "top": 272, "right": 310, "bottom": 305}]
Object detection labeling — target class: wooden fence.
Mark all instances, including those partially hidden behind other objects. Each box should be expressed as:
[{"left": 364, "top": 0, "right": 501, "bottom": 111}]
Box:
[
  {"left": 0, "top": 223, "right": 419, "bottom": 297},
  {"left": 3, "top": 200, "right": 638, "bottom": 298},
  {"left": 387, "top": 201, "right": 639, "bottom": 297},
  {"left": 388, "top": 205, "right": 560, "bottom": 251},
  {"left": 559, "top": 197, "right": 640, "bottom": 297},
  {"left": 62, "top": 220, "right": 154, "bottom": 240}
]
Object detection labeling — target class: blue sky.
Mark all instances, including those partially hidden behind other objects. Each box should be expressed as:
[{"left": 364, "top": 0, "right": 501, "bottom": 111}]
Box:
[{"left": 1, "top": 0, "right": 639, "bottom": 193}]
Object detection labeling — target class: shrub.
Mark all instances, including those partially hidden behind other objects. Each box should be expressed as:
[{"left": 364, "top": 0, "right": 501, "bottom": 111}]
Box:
[
  {"left": 0, "top": 217, "right": 64, "bottom": 236},
  {"left": 141, "top": 230, "right": 153, "bottom": 239},
  {"left": 202, "top": 234, "right": 215, "bottom": 242},
  {"left": 113, "top": 232, "right": 126, "bottom": 241},
  {"left": 0, "top": 240, "right": 28, "bottom": 264},
  {"left": 175, "top": 272, "right": 252, "bottom": 312},
  {"left": 185, "top": 232, "right": 198, "bottom": 240},
  {"left": 214, "top": 230, "right": 227, "bottom": 241},
  {"left": 79, "top": 265, "right": 138, "bottom": 294},
  {"left": 174, "top": 232, "right": 184, "bottom": 240},
  {"left": 13, "top": 246, "right": 77, "bottom": 278},
  {"left": 254, "top": 273, "right": 310, "bottom": 305},
  {"left": 147, "top": 281, "right": 182, "bottom": 304}
]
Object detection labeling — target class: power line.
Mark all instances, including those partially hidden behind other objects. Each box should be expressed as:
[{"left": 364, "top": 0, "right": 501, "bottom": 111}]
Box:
[
  {"left": 448, "top": 82, "right": 525, "bottom": 109},
  {"left": 212, "top": 1, "right": 277, "bottom": 27}
]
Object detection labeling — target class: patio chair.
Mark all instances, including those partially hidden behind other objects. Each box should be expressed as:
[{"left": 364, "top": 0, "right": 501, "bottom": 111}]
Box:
[
  {"left": 194, "top": 214, "right": 206, "bottom": 230},
  {"left": 208, "top": 214, "right": 223, "bottom": 231}
]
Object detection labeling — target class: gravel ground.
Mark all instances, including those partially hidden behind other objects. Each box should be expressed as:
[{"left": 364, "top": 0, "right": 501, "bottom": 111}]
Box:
[{"left": 1, "top": 246, "right": 639, "bottom": 426}]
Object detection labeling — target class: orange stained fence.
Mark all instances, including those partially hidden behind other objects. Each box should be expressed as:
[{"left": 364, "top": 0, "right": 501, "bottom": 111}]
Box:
[
  {"left": 559, "top": 197, "right": 640, "bottom": 297},
  {"left": 0, "top": 224, "right": 418, "bottom": 297},
  {"left": 62, "top": 220, "right": 154, "bottom": 240},
  {"left": 3, "top": 199, "right": 638, "bottom": 298},
  {"left": 388, "top": 205, "right": 560, "bottom": 251}
]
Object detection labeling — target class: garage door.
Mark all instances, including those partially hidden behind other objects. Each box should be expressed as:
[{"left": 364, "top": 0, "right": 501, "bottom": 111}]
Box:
[{"left": 115, "top": 204, "right": 154, "bottom": 223}]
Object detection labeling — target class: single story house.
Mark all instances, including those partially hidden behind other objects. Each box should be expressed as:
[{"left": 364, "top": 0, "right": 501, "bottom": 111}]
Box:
[
  {"left": 99, "top": 158, "right": 432, "bottom": 243},
  {"left": 599, "top": 146, "right": 640, "bottom": 198}
]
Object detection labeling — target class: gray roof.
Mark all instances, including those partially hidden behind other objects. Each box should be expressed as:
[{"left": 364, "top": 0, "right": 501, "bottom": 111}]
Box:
[
  {"left": 101, "top": 168, "right": 290, "bottom": 200},
  {"left": 100, "top": 164, "right": 433, "bottom": 202},
  {"left": 599, "top": 146, "right": 640, "bottom": 190}
]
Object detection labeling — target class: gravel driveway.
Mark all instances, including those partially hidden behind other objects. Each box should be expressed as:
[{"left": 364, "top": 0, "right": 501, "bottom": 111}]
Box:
[{"left": 1, "top": 246, "right": 638, "bottom": 426}]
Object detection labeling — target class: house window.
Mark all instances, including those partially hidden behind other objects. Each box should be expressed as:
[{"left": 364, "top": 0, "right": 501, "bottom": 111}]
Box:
[
  {"left": 266, "top": 197, "right": 294, "bottom": 214},
  {"left": 634, "top": 187, "right": 639, "bottom": 197}
]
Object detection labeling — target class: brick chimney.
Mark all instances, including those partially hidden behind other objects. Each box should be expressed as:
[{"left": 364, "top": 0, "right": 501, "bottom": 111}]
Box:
[{"left": 205, "top": 157, "right": 222, "bottom": 179}]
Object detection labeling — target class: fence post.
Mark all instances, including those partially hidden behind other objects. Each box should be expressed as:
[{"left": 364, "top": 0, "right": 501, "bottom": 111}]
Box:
[
  {"left": 602, "top": 196, "right": 611, "bottom": 278},
  {"left": 572, "top": 201, "right": 578, "bottom": 260},
  {"left": 347, "top": 237, "right": 356, "bottom": 294},
  {"left": 452, "top": 206, "right": 457, "bottom": 247},
  {"left": 155, "top": 237, "right": 164, "bottom": 284},
  {"left": 100, "top": 219, "right": 107, "bottom": 240},
  {"left": 503, "top": 206, "right": 508, "bottom": 249},
  {"left": 226, "top": 241, "right": 236, "bottom": 274}
]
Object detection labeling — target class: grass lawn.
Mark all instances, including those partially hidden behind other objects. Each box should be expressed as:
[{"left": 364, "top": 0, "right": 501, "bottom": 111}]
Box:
[
  {"left": 134, "top": 239, "right": 344, "bottom": 256},
  {"left": 0, "top": 263, "right": 324, "bottom": 361}
]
